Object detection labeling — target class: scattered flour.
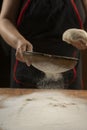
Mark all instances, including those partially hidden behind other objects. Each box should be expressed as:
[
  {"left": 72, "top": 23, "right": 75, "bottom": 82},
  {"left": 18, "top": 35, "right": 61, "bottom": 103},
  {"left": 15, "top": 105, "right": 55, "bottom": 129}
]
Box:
[{"left": 0, "top": 91, "right": 87, "bottom": 130}]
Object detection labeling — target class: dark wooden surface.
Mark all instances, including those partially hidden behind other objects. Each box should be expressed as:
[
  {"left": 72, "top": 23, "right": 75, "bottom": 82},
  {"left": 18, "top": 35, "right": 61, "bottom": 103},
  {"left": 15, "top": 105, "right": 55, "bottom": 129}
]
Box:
[{"left": 0, "top": 88, "right": 87, "bottom": 99}]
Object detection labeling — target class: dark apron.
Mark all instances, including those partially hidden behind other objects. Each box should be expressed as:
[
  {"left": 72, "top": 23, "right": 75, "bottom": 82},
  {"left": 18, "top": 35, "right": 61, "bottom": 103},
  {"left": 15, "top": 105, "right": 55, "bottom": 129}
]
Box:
[{"left": 11, "top": 0, "right": 85, "bottom": 89}]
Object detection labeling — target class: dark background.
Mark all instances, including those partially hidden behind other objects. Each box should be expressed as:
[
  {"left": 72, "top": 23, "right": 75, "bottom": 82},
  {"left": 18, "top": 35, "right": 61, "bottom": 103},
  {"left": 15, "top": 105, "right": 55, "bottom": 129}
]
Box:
[{"left": 0, "top": 39, "right": 10, "bottom": 87}]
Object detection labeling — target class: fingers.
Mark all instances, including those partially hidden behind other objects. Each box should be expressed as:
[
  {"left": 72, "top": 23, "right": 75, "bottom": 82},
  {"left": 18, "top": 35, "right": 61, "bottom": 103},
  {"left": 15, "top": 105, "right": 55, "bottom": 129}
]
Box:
[
  {"left": 15, "top": 41, "right": 33, "bottom": 66},
  {"left": 16, "top": 47, "right": 25, "bottom": 62},
  {"left": 70, "top": 40, "right": 87, "bottom": 50},
  {"left": 25, "top": 44, "right": 33, "bottom": 66},
  {"left": 70, "top": 39, "right": 87, "bottom": 50},
  {"left": 26, "top": 43, "right": 33, "bottom": 52}
]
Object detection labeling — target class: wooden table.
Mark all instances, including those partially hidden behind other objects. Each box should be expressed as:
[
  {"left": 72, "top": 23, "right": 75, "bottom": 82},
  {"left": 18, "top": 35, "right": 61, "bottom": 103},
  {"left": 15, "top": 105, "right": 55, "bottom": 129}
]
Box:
[{"left": 0, "top": 88, "right": 87, "bottom": 130}]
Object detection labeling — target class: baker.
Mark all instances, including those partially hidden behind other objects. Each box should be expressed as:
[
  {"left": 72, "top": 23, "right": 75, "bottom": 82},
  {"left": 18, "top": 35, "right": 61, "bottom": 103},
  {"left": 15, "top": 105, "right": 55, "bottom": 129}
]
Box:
[{"left": 0, "top": 0, "right": 87, "bottom": 89}]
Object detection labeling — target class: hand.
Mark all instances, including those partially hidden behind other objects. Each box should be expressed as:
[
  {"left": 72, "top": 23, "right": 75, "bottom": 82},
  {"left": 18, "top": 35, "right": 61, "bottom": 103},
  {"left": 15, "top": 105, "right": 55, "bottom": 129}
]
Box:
[
  {"left": 62, "top": 28, "right": 87, "bottom": 50},
  {"left": 15, "top": 39, "right": 33, "bottom": 66}
]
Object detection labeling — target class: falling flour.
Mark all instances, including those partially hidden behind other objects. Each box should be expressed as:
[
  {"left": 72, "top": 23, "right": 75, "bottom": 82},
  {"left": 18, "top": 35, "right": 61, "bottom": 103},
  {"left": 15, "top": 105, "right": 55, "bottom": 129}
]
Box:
[{"left": 37, "top": 73, "right": 64, "bottom": 89}]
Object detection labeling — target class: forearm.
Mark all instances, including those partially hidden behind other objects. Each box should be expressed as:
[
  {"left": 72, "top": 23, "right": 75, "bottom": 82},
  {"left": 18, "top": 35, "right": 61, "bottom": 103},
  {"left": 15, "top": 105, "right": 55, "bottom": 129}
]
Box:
[
  {"left": 0, "top": 0, "right": 25, "bottom": 49},
  {"left": 82, "top": 0, "right": 87, "bottom": 15},
  {"left": 0, "top": 18, "right": 26, "bottom": 49},
  {"left": 82, "top": 0, "right": 87, "bottom": 30},
  {"left": 0, "top": 17, "right": 33, "bottom": 63},
  {"left": 0, "top": 0, "right": 32, "bottom": 63}
]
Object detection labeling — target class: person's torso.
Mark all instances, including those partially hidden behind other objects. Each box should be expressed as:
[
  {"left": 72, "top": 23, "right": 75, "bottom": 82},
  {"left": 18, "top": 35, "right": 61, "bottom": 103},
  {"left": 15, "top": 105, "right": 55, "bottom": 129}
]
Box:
[
  {"left": 17, "top": 0, "right": 85, "bottom": 57},
  {"left": 11, "top": 0, "right": 85, "bottom": 88}
]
